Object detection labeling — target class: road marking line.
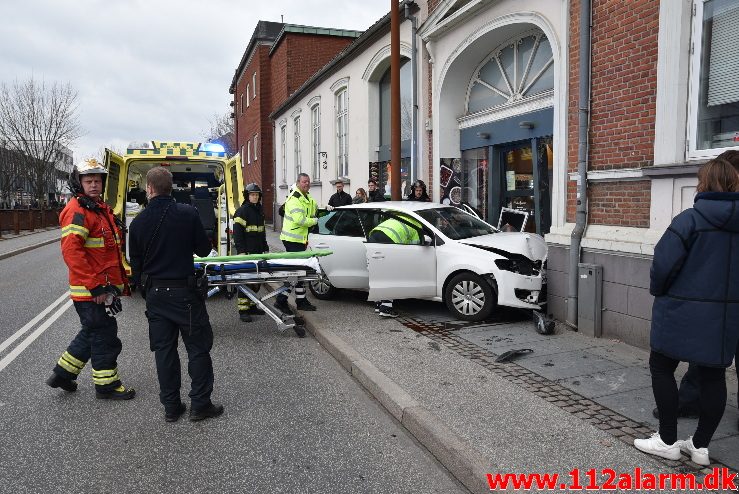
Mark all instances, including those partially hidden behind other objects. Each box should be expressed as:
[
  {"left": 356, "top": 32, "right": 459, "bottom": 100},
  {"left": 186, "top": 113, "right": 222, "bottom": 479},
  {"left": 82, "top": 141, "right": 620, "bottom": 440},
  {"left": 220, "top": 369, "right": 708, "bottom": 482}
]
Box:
[
  {"left": 0, "top": 299, "right": 72, "bottom": 373},
  {"left": 0, "top": 292, "right": 70, "bottom": 355}
]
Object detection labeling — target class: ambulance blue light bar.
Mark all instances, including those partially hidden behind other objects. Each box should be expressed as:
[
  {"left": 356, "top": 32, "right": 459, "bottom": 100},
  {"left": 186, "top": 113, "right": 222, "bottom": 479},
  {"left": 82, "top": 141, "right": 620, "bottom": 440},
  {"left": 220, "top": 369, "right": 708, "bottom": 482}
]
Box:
[{"left": 201, "top": 143, "right": 225, "bottom": 153}]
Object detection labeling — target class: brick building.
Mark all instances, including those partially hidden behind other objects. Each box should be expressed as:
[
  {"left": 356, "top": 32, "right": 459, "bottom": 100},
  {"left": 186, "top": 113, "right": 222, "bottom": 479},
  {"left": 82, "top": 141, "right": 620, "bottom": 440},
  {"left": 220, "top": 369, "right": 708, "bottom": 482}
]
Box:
[
  {"left": 229, "top": 22, "right": 361, "bottom": 220},
  {"left": 421, "top": 0, "right": 738, "bottom": 349}
]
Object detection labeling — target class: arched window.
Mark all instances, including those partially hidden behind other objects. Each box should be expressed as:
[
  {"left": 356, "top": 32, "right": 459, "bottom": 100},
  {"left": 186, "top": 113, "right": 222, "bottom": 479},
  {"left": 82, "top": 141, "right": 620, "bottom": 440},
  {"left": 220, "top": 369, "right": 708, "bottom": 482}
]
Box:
[{"left": 466, "top": 31, "right": 554, "bottom": 115}]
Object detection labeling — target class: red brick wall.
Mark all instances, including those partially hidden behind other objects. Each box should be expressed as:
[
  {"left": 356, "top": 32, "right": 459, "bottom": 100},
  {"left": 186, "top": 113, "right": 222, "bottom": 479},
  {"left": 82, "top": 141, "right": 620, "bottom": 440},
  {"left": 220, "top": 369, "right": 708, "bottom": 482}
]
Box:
[
  {"left": 270, "top": 34, "right": 355, "bottom": 111},
  {"left": 235, "top": 33, "right": 355, "bottom": 221},
  {"left": 567, "top": 0, "right": 659, "bottom": 225},
  {"left": 286, "top": 34, "right": 354, "bottom": 99}
]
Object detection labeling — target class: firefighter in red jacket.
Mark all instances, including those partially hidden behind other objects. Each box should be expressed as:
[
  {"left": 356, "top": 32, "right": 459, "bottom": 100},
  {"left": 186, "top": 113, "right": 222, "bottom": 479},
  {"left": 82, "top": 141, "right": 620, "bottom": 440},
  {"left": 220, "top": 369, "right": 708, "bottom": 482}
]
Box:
[{"left": 46, "top": 159, "right": 135, "bottom": 400}]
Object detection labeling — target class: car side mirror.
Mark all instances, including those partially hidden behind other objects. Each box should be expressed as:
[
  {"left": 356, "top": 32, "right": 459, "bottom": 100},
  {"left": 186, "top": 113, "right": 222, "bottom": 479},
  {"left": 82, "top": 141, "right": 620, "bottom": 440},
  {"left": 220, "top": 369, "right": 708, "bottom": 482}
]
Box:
[{"left": 423, "top": 234, "right": 434, "bottom": 246}]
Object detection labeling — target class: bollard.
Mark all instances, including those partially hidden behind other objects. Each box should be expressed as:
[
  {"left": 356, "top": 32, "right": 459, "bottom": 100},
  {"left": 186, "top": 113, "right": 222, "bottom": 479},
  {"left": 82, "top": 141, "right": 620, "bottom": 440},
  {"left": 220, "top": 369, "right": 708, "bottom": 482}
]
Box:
[
  {"left": 41, "top": 209, "right": 45, "bottom": 229},
  {"left": 28, "top": 209, "right": 34, "bottom": 232}
]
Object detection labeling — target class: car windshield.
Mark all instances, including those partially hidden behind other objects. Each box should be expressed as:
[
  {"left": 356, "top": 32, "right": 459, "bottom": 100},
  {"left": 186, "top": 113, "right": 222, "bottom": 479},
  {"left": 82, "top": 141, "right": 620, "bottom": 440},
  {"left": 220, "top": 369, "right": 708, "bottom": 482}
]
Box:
[{"left": 416, "top": 207, "right": 498, "bottom": 240}]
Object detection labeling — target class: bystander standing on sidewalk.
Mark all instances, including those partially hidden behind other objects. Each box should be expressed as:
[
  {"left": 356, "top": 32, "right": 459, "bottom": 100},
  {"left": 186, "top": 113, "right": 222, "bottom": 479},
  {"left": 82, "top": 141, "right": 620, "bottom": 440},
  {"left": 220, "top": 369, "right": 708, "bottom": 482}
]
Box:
[
  {"left": 653, "top": 149, "right": 739, "bottom": 432},
  {"left": 635, "top": 158, "right": 739, "bottom": 466}
]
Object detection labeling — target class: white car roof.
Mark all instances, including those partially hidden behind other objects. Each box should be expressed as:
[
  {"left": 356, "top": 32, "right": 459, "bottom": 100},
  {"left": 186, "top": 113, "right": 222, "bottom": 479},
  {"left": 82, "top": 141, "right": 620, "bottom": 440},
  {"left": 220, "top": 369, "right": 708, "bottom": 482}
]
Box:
[{"left": 340, "top": 201, "right": 445, "bottom": 212}]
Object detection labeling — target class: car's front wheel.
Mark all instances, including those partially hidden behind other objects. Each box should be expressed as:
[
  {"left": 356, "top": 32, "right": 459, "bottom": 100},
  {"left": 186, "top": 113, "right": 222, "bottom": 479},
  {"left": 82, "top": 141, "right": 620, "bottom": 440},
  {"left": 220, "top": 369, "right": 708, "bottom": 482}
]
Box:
[
  {"left": 309, "top": 275, "right": 338, "bottom": 300},
  {"left": 444, "top": 272, "right": 495, "bottom": 321}
]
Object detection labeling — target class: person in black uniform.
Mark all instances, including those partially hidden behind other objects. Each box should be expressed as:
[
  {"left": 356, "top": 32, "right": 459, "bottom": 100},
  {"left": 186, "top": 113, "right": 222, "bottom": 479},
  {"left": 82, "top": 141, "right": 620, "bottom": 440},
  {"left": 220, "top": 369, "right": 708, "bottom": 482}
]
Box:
[
  {"left": 233, "top": 183, "right": 269, "bottom": 322},
  {"left": 128, "top": 167, "right": 223, "bottom": 423}
]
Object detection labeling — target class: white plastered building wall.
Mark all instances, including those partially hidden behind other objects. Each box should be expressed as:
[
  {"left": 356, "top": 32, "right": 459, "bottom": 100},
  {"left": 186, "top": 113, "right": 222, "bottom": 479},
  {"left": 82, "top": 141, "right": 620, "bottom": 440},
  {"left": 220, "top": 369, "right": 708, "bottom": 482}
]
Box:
[{"left": 273, "top": 21, "right": 415, "bottom": 208}]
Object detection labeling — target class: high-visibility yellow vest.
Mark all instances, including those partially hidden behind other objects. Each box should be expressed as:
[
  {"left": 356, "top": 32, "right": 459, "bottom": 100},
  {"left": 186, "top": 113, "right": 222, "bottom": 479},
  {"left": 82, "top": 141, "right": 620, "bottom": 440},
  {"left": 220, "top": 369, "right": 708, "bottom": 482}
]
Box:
[
  {"left": 280, "top": 190, "right": 318, "bottom": 244},
  {"left": 370, "top": 216, "right": 422, "bottom": 245}
]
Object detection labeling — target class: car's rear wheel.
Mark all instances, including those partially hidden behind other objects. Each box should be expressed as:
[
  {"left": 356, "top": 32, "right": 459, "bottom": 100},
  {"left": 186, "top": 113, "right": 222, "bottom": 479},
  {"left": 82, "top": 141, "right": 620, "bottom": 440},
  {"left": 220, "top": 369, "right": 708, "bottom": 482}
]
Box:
[
  {"left": 309, "top": 275, "right": 338, "bottom": 300},
  {"left": 444, "top": 272, "right": 495, "bottom": 321}
]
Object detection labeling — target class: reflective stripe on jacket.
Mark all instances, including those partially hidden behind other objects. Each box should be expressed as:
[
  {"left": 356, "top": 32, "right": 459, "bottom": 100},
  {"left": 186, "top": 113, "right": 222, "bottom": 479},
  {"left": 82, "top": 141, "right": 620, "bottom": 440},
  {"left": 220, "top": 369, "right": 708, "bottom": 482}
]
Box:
[
  {"left": 60, "top": 197, "right": 128, "bottom": 301},
  {"left": 370, "top": 216, "right": 422, "bottom": 245},
  {"left": 280, "top": 190, "right": 317, "bottom": 244}
]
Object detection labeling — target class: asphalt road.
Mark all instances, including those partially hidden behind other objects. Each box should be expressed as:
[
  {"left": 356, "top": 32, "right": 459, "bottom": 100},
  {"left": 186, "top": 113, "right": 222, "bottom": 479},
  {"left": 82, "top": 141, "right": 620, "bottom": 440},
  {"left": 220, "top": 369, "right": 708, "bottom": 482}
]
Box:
[{"left": 0, "top": 247, "right": 467, "bottom": 493}]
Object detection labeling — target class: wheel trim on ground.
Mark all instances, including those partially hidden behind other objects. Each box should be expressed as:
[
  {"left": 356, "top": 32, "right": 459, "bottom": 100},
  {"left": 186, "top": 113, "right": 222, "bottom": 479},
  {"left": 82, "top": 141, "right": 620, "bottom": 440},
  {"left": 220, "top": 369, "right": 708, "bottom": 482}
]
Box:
[
  {"left": 311, "top": 277, "right": 332, "bottom": 295},
  {"left": 451, "top": 280, "right": 485, "bottom": 316}
]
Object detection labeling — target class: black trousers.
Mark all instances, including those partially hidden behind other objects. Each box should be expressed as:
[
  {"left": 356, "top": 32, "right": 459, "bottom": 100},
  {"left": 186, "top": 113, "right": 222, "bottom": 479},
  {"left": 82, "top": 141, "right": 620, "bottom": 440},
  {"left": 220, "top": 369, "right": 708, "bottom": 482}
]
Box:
[
  {"left": 276, "top": 240, "right": 307, "bottom": 303},
  {"left": 678, "top": 338, "right": 739, "bottom": 410},
  {"left": 650, "top": 350, "right": 726, "bottom": 448},
  {"left": 54, "top": 301, "right": 122, "bottom": 391},
  {"left": 146, "top": 287, "right": 214, "bottom": 412}
]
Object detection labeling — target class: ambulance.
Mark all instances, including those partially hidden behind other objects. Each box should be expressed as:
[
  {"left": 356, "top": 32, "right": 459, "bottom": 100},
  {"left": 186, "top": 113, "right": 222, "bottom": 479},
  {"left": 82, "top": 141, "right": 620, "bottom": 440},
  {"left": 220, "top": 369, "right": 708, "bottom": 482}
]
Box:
[{"left": 103, "top": 141, "right": 243, "bottom": 273}]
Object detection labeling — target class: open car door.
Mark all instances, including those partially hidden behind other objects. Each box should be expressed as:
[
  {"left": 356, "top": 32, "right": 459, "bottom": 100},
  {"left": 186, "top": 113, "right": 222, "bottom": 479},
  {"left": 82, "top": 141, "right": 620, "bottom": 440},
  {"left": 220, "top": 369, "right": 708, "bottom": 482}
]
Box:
[
  {"left": 366, "top": 213, "right": 437, "bottom": 302},
  {"left": 223, "top": 154, "right": 244, "bottom": 255}
]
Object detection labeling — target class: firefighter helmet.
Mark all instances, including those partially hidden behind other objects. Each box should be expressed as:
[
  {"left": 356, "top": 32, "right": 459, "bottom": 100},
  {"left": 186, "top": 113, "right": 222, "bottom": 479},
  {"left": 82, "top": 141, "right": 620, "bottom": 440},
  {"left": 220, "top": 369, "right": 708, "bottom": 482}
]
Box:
[
  {"left": 68, "top": 158, "right": 108, "bottom": 195},
  {"left": 244, "top": 183, "right": 262, "bottom": 201}
]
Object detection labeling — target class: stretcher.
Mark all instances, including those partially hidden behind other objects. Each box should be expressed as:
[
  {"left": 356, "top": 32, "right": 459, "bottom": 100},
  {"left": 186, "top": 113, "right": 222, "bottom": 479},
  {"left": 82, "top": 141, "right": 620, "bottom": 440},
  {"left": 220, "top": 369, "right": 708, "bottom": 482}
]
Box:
[{"left": 193, "top": 250, "right": 332, "bottom": 333}]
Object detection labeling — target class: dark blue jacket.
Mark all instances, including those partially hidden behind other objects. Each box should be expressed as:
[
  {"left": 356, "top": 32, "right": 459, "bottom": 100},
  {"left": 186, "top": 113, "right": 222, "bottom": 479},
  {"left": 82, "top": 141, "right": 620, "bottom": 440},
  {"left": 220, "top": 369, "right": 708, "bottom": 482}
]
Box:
[
  {"left": 650, "top": 192, "right": 739, "bottom": 367},
  {"left": 129, "top": 195, "right": 212, "bottom": 283}
]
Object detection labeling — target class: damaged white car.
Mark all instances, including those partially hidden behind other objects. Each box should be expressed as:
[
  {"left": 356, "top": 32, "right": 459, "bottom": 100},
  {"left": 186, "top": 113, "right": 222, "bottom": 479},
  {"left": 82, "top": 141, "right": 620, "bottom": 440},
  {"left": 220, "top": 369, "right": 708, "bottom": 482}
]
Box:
[{"left": 307, "top": 202, "right": 547, "bottom": 322}]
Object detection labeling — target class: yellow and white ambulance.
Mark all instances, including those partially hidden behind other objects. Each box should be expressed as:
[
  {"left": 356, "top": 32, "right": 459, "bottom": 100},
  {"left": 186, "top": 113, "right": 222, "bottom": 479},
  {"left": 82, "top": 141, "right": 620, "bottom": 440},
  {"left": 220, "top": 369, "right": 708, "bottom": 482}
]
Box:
[{"left": 103, "top": 141, "right": 243, "bottom": 271}]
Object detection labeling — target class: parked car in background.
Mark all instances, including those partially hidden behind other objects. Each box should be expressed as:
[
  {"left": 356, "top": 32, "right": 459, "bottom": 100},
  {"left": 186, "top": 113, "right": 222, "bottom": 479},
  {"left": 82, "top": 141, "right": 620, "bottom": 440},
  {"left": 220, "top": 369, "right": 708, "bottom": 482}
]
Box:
[{"left": 308, "top": 202, "right": 547, "bottom": 321}]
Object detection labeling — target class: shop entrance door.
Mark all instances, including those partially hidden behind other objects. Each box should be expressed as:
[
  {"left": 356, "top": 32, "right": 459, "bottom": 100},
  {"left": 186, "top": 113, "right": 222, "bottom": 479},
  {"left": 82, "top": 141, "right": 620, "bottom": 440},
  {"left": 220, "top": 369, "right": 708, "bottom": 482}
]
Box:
[{"left": 491, "top": 138, "right": 552, "bottom": 235}]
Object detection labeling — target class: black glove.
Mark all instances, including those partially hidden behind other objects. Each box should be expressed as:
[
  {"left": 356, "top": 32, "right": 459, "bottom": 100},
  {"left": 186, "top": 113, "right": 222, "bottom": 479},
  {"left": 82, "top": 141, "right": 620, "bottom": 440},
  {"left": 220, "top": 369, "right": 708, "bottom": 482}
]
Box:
[{"left": 105, "top": 295, "right": 123, "bottom": 318}]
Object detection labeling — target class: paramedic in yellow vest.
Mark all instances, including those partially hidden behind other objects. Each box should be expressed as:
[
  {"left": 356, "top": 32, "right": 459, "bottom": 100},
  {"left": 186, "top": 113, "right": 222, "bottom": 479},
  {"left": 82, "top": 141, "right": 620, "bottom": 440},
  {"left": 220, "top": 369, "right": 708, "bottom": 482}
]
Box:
[
  {"left": 368, "top": 214, "right": 423, "bottom": 318},
  {"left": 275, "top": 173, "right": 318, "bottom": 326}
]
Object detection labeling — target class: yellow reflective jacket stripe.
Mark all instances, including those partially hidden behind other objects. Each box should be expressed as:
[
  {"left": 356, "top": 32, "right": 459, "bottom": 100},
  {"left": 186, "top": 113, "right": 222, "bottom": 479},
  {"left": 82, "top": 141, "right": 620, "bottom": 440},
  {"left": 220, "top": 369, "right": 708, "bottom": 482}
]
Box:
[{"left": 84, "top": 237, "right": 105, "bottom": 248}]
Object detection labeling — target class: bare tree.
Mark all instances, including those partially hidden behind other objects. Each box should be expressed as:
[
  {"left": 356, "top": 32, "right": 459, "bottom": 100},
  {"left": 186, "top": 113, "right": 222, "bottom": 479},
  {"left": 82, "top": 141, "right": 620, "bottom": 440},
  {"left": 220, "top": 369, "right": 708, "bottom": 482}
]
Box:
[
  {"left": 202, "top": 111, "right": 236, "bottom": 156},
  {"left": 0, "top": 77, "right": 82, "bottom": 202}
]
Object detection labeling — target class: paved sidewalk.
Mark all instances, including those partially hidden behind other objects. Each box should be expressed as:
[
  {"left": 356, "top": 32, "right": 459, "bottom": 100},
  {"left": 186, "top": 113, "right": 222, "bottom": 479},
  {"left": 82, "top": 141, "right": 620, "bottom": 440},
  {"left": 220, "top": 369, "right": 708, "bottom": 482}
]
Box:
[
  {"left": 0, "top": 227, "right": 60, "bottom": 259},
  {"left": 266, "top": 230, "right": 738, "bottom": 493}
]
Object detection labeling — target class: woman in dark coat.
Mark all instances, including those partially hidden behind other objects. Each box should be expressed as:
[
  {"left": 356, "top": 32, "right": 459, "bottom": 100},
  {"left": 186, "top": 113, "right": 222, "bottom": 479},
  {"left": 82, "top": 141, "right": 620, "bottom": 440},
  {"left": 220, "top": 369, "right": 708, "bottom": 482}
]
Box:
[{"left": 634, "top": 158, "right": 739, "bottom": 466}]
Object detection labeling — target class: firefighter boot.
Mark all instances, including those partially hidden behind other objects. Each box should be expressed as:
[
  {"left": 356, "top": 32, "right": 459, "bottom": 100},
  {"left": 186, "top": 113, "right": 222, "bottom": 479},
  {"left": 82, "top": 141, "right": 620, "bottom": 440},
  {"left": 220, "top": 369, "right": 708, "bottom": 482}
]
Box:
[
  {"left": 296, "top": 299, "right": 317, "bottom": 311},
  {"left": 96, "top": 385, "right": 136, "bottom": 400},
  {"left": 46, "top": 372, "right": 77, "bottom": 393}
]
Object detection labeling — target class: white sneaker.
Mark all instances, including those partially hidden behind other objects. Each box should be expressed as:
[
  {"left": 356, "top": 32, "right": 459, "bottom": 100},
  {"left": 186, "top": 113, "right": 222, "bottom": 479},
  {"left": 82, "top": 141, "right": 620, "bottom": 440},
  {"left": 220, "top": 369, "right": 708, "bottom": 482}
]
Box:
[
  {"left": 634, "top": 433, "right": 681, "bottom": 460},
  {"left": 679, "top": 436, "right": 710, "bottom": 466}
]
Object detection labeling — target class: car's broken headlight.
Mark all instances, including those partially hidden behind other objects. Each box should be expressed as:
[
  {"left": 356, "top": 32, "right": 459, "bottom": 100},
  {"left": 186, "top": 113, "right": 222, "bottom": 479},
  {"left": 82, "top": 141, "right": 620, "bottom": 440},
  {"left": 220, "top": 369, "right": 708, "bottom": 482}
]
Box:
[{"left": 495, "top": 257, "right": 541, "bottom": 276}]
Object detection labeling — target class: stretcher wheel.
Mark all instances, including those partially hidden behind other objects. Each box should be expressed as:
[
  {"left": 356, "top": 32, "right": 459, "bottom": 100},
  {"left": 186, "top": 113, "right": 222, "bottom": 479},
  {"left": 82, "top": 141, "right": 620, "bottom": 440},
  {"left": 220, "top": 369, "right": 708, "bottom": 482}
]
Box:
[
  {"left": 224, "top": 286, "right": 235, "bottom": 300},
  {"left": 293, "top": 316, "right": 305, "bottom": 326}
]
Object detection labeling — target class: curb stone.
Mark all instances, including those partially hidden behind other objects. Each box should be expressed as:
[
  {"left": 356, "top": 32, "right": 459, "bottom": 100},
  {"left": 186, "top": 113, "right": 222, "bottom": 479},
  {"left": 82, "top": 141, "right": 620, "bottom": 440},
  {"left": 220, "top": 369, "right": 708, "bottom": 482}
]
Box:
[
  {"left": 0, "top": 237, "right": 58, "bottom": 261},
  {"left": 300, "top": 309, "right": 492, "bottom": 494}
]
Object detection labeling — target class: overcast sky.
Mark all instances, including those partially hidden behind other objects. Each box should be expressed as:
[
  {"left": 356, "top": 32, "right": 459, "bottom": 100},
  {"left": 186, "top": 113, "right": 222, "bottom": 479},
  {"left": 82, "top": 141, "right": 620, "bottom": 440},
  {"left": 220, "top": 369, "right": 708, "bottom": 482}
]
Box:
[{"left": 0, "top": 0, "right": 390, "bottom": 162}]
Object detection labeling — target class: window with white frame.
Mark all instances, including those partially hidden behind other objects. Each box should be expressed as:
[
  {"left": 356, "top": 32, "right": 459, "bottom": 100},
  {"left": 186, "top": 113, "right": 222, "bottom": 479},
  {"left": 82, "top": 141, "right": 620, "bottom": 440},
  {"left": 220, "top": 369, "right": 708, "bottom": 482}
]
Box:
[
  {"left": 246, "top": 84, "right": 250, "bottom": 107},
  {"left": 252, "top": 73, "right": 257, "bottom": 98},
  {"left": 240, "top": 93, "right": 245, "bottom": 114},
  {"left": 336, "top": 88, "right": 348, "bottom": 177},
  {"left": 688, "top": 0, "right": 739, "bottom": 156},
  {"left": 311, "top": 104, "right": 321, "bottom": 179},
  {"left": 253, "top": 134, "right": 258, "bottom": 161},
  {"left": 294, "top": 116, "right": 302, "bottom": 175},
  {"left": 247, "top": 140, "right": 251, "bottom": 164},
  {"left": 280, "top": 125, "right": 287, "bottom": 183}
]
